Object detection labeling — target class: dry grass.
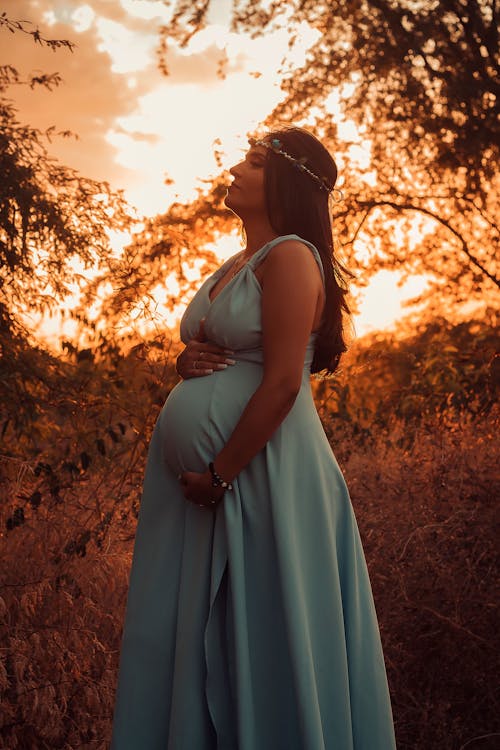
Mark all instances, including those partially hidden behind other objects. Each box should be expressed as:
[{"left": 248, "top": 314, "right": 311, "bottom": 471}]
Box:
[{"left": 332, "top": 407, "right": 500, "bottom": 750}]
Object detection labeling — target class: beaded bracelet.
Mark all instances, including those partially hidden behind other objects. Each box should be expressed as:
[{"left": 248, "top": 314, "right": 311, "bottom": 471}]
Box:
[{"left": 208, "top": 462, "right": 233, "bottom": 491}]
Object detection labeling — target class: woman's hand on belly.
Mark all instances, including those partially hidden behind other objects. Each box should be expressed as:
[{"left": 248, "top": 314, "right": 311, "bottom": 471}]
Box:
[
  {"left": 177, "top": 469, "right": 226, "bottom": 509},
  {"left": 176, "top": 319, "right": 236, "bottom": 379}
]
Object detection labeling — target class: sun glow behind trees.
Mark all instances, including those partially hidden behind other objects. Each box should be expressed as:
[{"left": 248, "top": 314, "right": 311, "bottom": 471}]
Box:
[
  {"left": 5, "top": 0, "right": 433, "bottom": 342},
  {"left": 4, "top": 0, "right": 497, "bottom": 352}
]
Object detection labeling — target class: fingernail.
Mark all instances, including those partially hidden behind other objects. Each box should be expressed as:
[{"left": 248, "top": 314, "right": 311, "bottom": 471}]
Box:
[
  {"left": 226, "top": 359, "right": 236, "bottom": 365},
  {"left": 205, "top": 369, "right": 214, "bottom": 374},
  {"left": 215, "top": 364, "right": 227, "bottom": 370}
]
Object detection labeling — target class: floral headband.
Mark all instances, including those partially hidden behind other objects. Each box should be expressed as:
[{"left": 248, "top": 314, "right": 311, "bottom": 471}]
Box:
[{"left": 248, "top": 136, "right": 335, "bottom": 194}]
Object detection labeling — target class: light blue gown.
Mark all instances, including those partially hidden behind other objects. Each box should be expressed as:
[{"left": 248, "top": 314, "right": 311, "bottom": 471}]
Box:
[{"left": 111, "top": 234, "right": 396, "bottom": 749}]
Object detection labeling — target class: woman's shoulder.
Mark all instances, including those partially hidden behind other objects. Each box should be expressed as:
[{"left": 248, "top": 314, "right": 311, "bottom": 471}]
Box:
[
  {"left": 262, "top": 235, "right": 323, "bottom": 277},
  {"left": 253, "top": 237, "right": 324, "bottom": 298},
  {"left": 267, "top": 233, "right": 312, "bottom": 249}
]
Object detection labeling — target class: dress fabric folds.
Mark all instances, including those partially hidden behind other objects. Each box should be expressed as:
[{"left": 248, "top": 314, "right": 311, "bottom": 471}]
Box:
[{"left": 110, "top": 234, "right": 397, "bottom": 750}]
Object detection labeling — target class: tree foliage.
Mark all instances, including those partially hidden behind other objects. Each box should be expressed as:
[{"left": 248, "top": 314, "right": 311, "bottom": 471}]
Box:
[
  {"left": 87, "top": 173, "right": 238, "bottom": 331},
  {"left": 0, "top": 17, "right": 132, "bottom": 333},
  {"left": 160, "top": 0, "right": 499, "bottom": 309},
  {"left": 314, "top": 308, "right": 499, "bottom": 440}
]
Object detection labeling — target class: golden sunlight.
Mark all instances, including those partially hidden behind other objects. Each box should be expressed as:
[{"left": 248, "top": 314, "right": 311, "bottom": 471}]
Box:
[{"left": 7, "top": 0, "right": 431, "bottom": 342}]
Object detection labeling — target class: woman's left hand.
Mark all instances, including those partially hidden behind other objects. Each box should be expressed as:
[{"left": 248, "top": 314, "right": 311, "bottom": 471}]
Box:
[{"left": 178, "top": 470, "right": 226, "bottom": 509}]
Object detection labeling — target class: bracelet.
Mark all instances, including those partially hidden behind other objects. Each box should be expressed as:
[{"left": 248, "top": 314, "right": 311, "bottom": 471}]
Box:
[{"left": 208, "top": 462, "right": 233, "bottom": 491}]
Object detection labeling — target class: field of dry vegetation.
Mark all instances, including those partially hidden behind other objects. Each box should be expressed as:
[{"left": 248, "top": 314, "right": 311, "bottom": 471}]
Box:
[{"left": 1, "top": 312, "right": 498, "bottom": 750}]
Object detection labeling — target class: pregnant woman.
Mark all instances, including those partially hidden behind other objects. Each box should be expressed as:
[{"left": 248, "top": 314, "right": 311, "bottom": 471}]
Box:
[{"left": 111, "top": 127, "right": 396, "bottom": 749}]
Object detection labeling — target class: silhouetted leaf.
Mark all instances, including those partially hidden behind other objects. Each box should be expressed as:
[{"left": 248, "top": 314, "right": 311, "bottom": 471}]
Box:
[
  {"left": 107, "top": 427, "right": 119, "bottom": 443},
  {"left": 80, "top": 452, "right": 91, "bottom": 470},
  {"left": 28, "top": 490, "right": 42, "bottom": 508}
]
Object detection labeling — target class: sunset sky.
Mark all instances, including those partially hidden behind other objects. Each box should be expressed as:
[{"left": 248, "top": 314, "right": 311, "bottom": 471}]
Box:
[{"left": 4, "top": 0, "right": 429, "bottom": 336}]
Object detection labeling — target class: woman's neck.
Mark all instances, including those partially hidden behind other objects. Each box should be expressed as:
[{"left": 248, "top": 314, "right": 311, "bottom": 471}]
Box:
[{"left": 240, "top": 217, "right": 280, "bottom": 257}]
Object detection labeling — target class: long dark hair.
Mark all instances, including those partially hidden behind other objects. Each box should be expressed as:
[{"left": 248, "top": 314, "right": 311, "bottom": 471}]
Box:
[{"left": 260, "top": 126, "right": 353, "bottom": 374}]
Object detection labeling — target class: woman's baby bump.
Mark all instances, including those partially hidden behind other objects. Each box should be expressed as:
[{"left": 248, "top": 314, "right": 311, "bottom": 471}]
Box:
[{"left": 159, "top": 363, "right": 261, "bottom": 474}]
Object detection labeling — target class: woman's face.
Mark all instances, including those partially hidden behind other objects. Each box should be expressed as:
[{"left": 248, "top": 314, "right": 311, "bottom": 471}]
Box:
[{"left": 224, "top": 145, "right": 268, "bottom": 219}]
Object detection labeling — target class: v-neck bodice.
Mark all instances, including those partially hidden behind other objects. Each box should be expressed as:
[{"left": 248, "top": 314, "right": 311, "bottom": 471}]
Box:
[
  {"left": 207, "top": 253, "right": 248, "bottom": 305},
  {"left": 180, "top": 234, "right": 325, "bottom": 364}
]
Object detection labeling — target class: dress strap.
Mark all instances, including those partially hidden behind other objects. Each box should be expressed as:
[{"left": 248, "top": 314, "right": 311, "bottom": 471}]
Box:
[
  {"left": 248, "top": 234, "right": 325, "bottom": 286},
  {"left": 213, "top": 255, "right": 238, "bottom": 279}
]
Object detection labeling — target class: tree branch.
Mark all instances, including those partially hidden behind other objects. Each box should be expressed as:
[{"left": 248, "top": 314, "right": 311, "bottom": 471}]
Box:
[
  {"left": 0, "top": 14, "right": 75, "bottom": 52},
  {"left": 356, "top": 198, "right": 500, "bottom": 287}
]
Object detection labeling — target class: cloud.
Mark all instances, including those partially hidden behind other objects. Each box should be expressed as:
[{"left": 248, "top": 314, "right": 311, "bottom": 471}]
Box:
[
  {"left": 113, "top": 127, "right": 161, "bottom": 144},
  {"left": 1, "top": 0, "right": 164, "bottom": 190},
  {"left": 94, "top": 15, "right": 158, "bottom": 73},
  {"left": 164, "top": 41, "right": 248, "bottom": 85},
  {"left": 1, "top": 0, "right": 250, "bottom": 200},
  {"left": 2, "top": 0, "right": 318, "bottom": 215},
  {"left": 159, "top": 24, "right": 252, "bottom": 85}
]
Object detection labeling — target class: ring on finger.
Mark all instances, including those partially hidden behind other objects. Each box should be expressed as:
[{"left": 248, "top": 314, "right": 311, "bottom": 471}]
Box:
[{"left": 193, "top": 360, "right": 198, "bottom": 369}]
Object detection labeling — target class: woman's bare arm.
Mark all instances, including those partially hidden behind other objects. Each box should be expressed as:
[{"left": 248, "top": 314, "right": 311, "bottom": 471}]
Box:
[{"left": 213, "top": 240, "right": 323, "bottom": 482}]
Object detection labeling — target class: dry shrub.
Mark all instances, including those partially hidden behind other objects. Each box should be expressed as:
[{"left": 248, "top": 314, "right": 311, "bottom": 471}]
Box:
[
  {"left": 330, "top": 406, "right": 500, "bottom": 750},
  {"left": 0, "top": 442, "right": 141, "bottom": 750},
  {"left": 0, "top": 335, "right": 178, "bottom": 749}
]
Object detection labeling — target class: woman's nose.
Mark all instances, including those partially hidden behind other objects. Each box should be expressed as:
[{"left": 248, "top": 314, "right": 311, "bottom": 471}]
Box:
[{"left": 229, "top": 161, "right": 243, "bottom": 178}]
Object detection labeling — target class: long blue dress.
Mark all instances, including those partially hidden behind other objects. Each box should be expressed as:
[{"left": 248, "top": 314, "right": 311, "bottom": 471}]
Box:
[{"left": 110, "top": 234, "right": 396, "bottom": 749}]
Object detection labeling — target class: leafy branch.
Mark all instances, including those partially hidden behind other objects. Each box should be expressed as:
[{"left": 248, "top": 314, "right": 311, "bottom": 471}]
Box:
[{"left": 0, "top": 12, "right": 76, "bottom": 52}]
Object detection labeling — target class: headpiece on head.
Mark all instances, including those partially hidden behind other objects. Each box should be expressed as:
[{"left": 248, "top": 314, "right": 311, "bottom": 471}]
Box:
[{"left": 248, "top": 136, "right": 333, "bottom": 193}]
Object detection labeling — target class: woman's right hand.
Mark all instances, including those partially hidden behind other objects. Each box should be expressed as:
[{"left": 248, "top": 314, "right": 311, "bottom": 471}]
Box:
[{"left": 176, "top": 319, "right": 236, "bottom": 379}]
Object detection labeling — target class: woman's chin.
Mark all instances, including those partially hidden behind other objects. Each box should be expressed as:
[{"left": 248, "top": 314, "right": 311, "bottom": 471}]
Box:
[{"left": 223, "top": 193, "right": 240, "bottom": 215}]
